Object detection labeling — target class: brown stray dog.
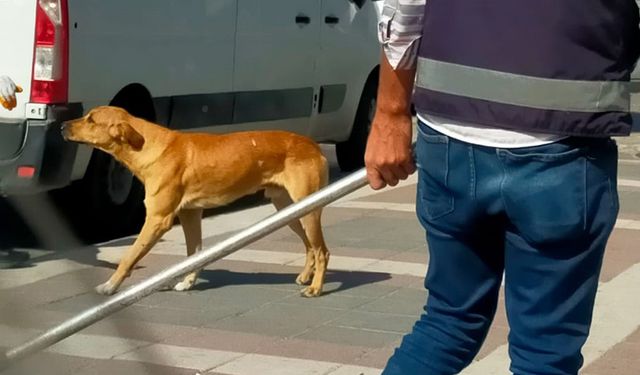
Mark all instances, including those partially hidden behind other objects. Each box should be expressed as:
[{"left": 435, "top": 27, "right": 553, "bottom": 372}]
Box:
[{"left": 62, "top": 106, "right": 330, "bottom": 297}]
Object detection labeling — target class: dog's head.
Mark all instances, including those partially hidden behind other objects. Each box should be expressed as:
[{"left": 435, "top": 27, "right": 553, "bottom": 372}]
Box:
[{"left": 62, "top": 106, "right": 145, "bottom": 152}]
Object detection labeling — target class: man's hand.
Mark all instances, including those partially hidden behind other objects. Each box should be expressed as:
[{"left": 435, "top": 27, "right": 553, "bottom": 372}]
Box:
[
  {"left": 0, "top": 76, "right": 23, "bottom": 111},
  {"left": 365, "top": 112, "right": 415, "bottom": 190},
  {"left": 364, "top": 54, "right": 417, "bottom": 190}
]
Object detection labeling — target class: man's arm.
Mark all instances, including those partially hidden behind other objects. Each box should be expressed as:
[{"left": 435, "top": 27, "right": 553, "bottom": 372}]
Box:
[
  {"left": 365, "top": 0, "right": 423, "bottom": 190},
  {"left": 364, "top": 54, "right": 416, "bottom": 190}
]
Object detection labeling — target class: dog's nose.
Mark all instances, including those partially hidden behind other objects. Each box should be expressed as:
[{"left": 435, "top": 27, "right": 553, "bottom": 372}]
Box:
[{"left": 60, "top": 122, "right": 69, "bottom": 138}]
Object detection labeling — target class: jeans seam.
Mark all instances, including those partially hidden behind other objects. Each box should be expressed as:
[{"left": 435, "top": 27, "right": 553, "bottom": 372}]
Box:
[
  {"left": 468, "top": 145, "right": 476, "bottom": 199},
  {"left": 583, "top": 157, "right": 588, "bottom": 230},
  {"left": 497, "top": 149, "right": 510, "bottom": 219}
]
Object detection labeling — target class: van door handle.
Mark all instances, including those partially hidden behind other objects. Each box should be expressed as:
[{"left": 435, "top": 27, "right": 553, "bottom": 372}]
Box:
[
  {"left": 324, "top": 16, "right": 340, "bottom": 25},
  {"left": 295, "top": 15, "right": 311, "bottom": 25}
]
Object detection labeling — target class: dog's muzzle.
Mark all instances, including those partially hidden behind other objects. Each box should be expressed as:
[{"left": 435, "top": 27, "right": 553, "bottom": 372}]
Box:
[{"left": 60, "top": 122, "right": 70, "bottom": 140}]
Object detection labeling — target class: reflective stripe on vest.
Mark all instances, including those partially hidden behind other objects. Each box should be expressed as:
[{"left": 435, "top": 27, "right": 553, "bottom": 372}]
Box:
[{"left": 416, "top": 57, "right": 630, "bottom": 113}]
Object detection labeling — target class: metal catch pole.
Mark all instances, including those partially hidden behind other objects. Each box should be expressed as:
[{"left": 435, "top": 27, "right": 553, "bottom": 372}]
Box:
[{"left": 1, "top": 168, "right": 368, "bottom": 368}]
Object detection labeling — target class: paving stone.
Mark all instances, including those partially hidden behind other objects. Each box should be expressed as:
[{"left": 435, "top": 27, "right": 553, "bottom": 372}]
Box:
[
  {"left": 619, "top": 191, "right": 640, "bottom": 216},
  {"left": 115, "top": 343, "right": 241, "bottom": 372},
  {"left": 257, "top": 337, "right": 371, "bottom": 366},
  {"left": 167, "top": 326, "right": 275, "bottom": 353},
  {"left": 278, "top": 292, "right": 372, "bottom": 310},
  {"left": 295, "top": 325, "right": 402, "bottom": 349},
  {"left": 324, "top": 217, "right": 424, "bottom": 251},
  {"left": 356, "top": 185, "right": 417, "bottom": 204},
  {"left": 582, "top": 328, "right": 640, "bottom": 375},
  {"left": 354, "top": 346, "right": 398, "bottom": 369},
  {"left": 207, "top": 302, "right": 346, "bottom": 337},
  {"left": 329, "top": 310, "right": 417, "bottom": 334},
  {"left": 83, "top": 319, "right": 196, "bottom": 344},
  {"left": 0, "top": 308, "right": 74, "bottom": 331},
  {"left": 107, "top": 304, "right": 230, "bottom": 328},
  {"left": 356, "top": 289, "right": 425, "bottom": 316},
  {"left": 0, "top": 349, "right": 94, "bottom": 375},
  {"left": 43, "top": 292, "right": 120, "bottom": 313},
  {"left": 82, "top": 358, "right": 196, "bottom": 375},
  {"left": 333, "top": 282, "right": 400, "bottom": 299},
  {"left": 48, "top": 333, "right": 148, "bottom": 360}
]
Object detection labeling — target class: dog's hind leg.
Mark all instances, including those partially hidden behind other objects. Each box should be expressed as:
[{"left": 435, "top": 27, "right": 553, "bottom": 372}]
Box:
[
  {"left": 281, "top": 162, "right": 330, "bottom": 297},
  {"left": 174, "top": 208, "right": 203, "bottom": 291},
  {"left": 96, "top": 201, "right": 178, "bottom": 295},
  {"left": 265, "top": 187, "right": 314, "bottom": 286},
  {"left": 297, "top": 208, "right": 329, "bottom": 297}
]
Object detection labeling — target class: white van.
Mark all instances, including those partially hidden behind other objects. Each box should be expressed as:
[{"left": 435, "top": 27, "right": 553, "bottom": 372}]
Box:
[{"left": 0, "top": 0, "right": 382, "bottom": 234}]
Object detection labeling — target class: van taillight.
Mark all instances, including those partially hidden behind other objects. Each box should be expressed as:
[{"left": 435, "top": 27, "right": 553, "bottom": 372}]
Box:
[{"left": 30, "top": 0, "right": 68, "bottom": 104}]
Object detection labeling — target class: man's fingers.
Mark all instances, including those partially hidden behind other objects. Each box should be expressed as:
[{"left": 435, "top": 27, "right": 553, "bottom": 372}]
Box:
[
  {"left": 401, "top": 159, "right": 417, "bottom": 176},
  {"left": 378, "top": 167, "right": 400, "bottom": 187},
  {"left": 366, "top": 154, "right": 415, "bottom": 190},
  {"left": 366, "top": 168, "right": 387, "bottom": 190}
]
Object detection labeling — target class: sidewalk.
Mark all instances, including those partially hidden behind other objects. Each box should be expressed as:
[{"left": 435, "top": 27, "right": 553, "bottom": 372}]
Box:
[{"left": 1, "top": 142, "right": 639, "bottom": 374}]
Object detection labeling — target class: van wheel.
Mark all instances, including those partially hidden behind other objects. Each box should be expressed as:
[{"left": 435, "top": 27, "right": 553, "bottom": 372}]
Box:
[
  {"left": 336, "top": 74, "right": 378, "bottom": 172},
  {"left": 77, "top": 150, "right": 145, "bottom": 240}
]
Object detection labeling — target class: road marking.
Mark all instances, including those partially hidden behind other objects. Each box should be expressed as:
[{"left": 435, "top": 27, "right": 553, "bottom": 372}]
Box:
[
  {"left": 0, "top": 259, "right": 90, "bottom": 290},
  {"left": 615, "top": 219, "right": 640, "bottom": 230},
  {"left": 460, "top": 263, "right": 640, "bottom": 374},
  {"left": 619, "top": 159, "right": 640, "bottom": 165},
  {"left": 0, "top": 324, "right": 382, "bottom": 374},
  {"left": 212, "top": 353, "right": 380, "bottom": 375},
  {"left": 331, "top": 201, "right": 415, "bottom": 212},
  {"left": 618, "top": 178, "right": 640, "bottom": 188}
]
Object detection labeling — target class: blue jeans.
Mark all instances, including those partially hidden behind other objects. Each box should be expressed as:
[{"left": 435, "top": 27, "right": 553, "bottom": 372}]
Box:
[{"left": 383, "top": 122, "right": 619, "bottom": 375}]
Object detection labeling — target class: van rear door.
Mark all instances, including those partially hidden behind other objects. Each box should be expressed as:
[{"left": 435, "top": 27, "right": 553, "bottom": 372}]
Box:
[{"left": 0, "top": 0, "right": 37, "bottom": 120}]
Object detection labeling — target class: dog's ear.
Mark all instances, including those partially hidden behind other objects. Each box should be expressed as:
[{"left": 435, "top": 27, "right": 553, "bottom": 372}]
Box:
[{"left": 108, "top": 122, "right": 145, "bottom": 150}]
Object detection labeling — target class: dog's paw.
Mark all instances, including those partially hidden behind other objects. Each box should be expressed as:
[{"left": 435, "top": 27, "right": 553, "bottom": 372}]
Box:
[
  {"left": 95, "top": 281, "right": 117, "bottom": 296},
  {"left": 173, "top": 279, "right": 195, "bottom": 292},
  {"left": 300, "top": 286, "right": 322, "bottom": 298},
  {"left": 295, "top": 272, "right": 312, "bottom": 285}
]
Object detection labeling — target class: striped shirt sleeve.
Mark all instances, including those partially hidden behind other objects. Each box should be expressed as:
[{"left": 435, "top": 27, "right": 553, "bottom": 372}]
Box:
[{"left": 378, "top": 0, "right": 425, "bottom": 70}]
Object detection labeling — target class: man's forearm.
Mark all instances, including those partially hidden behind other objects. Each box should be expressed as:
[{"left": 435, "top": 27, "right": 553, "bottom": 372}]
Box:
[
  {"left": 364, "top": 53, "right": 417, "bottom": 190},
  {"left": 376, "top": 53, "right": 416, "bottom": 117}
]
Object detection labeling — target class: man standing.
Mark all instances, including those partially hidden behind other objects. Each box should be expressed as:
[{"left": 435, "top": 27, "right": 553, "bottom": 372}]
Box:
[{"left": 365, "top": 1, "right": 639, "bottom": 374}]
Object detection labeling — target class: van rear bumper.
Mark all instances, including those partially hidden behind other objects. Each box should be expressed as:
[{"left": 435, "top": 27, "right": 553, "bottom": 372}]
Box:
[{"left": 0, "top": 104, "right": 83, "bottom": 195}]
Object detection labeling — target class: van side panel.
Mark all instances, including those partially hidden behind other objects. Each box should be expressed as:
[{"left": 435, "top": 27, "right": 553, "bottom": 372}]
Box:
[
  {"left": 310, "top": 0, "right": 381, "bottom": 142},
  {"left": 67, "top": 0, "right": 237, "bottom": 104}
]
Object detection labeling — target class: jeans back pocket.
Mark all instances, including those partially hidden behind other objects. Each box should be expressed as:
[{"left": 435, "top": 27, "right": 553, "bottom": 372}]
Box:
[{"left": 416, "top": 124, "right": 455, "bottom": 222}]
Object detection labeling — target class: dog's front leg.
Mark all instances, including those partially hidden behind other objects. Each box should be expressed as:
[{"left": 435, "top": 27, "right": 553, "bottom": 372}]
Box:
[
  {"left": 174, "top": 209, "right": 203, "bottom": 291},
  {"left": 96, "top": 213, "right": 175, "bottom": 295}
]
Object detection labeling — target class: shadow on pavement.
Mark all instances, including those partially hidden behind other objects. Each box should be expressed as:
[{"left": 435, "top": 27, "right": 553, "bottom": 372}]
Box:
[{"left": 193, "top": 268, "right": 392, "bottom": 295}]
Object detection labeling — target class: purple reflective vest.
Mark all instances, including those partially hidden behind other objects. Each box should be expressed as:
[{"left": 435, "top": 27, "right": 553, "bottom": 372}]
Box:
[{"left": 413, "top": 1, "right": 640, "bottom": 136}]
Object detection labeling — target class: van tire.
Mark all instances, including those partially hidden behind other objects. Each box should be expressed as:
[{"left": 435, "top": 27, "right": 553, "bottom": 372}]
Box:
[
  {"left": 336, "top": 72, "right": 378, "bottom": 172},
  {"left": 77, "top": 150, "right": 146, "bottom": 239}
]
